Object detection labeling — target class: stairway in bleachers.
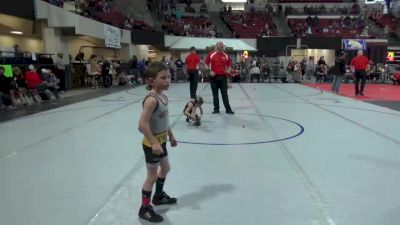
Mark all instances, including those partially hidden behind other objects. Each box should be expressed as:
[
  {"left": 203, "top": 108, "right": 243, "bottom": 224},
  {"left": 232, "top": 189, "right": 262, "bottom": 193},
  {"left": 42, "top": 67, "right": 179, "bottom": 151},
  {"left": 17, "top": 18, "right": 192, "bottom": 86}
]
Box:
[
  {"left": 273, "top": 15, "right": 292, "bottom": 36},
  {"left": 114, "top": 0, "right": 154, "bottom": 27},
  {"left": 209, "top": 12, "right": 233, "bottom": 38}
]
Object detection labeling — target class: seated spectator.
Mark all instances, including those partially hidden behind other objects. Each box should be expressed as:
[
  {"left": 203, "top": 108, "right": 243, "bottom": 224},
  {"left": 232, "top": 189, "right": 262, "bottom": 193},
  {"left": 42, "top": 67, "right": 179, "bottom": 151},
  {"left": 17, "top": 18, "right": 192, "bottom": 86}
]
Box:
[
  {"left": 11, "top": 66, "right": 33, "bottom": 106},
  {"left": 360, "top": 26, "right": 369, "bottom": 37},
  {"left": 40, "top": 69, "right": 60, "bottom": 98},
  {"left": 306, "top": 16, "right": 313, "bottom": 26},
  {"left": 313, "top": 16, "right": 320, "bottom": 26},
  {"left": 390, "top": 70, "right": 400, "bottom": 85},
  {"left": 25, "top": 65, "right": 56, "bottom": 100},
  {"left": 306, "top": 26, "right": 312, "bottom": 35}
]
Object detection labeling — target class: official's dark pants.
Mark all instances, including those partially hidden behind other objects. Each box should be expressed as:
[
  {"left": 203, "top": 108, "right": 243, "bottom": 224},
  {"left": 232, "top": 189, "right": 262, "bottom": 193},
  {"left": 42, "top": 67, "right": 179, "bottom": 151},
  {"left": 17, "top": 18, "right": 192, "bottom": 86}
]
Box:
[
  {"left": 188, "top": 70, "right": 198, "bottom": 99},
  {"left": 331, "top": 74, "right": 343, "bottom": 93},
  {"left": 209, "top": 75, "right": 232, "bottom": 112},
  {"left": 354, "top": 70, "right": 367, "bottom": 94}
]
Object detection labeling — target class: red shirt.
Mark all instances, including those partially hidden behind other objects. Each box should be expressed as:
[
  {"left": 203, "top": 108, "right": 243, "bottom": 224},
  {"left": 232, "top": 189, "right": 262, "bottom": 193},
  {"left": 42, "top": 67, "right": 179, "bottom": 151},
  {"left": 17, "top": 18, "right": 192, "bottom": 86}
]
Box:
[
  {"left": 25, "top": 71, "right": 43, "bottom": 89},
  {"left": 205, "top": 51, "right": 231, "bottom": 76},
  {"left": 185, "top": 53, "right": 200, "bottom": 70},
  {"left": 351, "top": 55, "right": 369, "bottom": 70}
]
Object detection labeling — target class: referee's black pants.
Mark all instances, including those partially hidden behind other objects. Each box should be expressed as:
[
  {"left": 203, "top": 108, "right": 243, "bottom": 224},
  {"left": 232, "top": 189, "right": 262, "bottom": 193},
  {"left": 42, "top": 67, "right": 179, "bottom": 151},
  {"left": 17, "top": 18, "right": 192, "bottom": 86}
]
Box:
[
  {"left": 188, "top": 70, "right": 198, "bottom": 99},
  {"left": 354, "top": 70, "right": 367, "bottom": 94},
  {"left": 209, "top": 75, "right": 232, "bottom": 112}
]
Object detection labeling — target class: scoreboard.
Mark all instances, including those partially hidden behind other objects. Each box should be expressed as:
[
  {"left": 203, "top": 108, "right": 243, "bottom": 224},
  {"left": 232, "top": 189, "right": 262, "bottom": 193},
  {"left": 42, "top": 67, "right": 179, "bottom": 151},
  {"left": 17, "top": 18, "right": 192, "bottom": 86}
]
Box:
[{"left": 386, "top": 47, "right": 400, "bottom": 64}]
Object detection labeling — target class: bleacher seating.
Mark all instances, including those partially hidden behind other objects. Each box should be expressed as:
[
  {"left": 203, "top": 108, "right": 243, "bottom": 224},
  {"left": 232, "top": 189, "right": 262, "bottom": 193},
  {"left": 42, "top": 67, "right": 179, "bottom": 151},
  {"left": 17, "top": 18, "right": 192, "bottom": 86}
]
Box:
[
  {"left": 224, "top": 12, "right": 278, "bottom": 38},
  {"left": 162, "top": 15, "right": 218, "bottom": 37},
  {"left": 287, "top": 17, "right": 377, "bottom": 38},
  {"left": 371, "top": 15, "right": 398, "bottom": 35},
  {"left": 44, "top": 0, "right": 154, "bottom": 31}
]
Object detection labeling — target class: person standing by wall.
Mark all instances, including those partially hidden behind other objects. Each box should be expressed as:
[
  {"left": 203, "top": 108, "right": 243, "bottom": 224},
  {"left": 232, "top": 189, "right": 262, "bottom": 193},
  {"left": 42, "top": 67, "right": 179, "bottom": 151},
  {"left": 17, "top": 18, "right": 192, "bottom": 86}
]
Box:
[
  {"left": 55, "top": 53, "right": 67, "bottom": 91},
  {"left": 351, "top": 50, "right": 370, "bottom": 96},
  {"left": 129, "top": 55, "right": 139, "bottom": 84},
  {"left": 185, "top": 47, "right": 201, "bottom": 99},
  {"left": 174, "top": 57, "right": 185, "bottom": 82},
  {"left": 205, "top": 41, "right": 234, "bottom": 114}
]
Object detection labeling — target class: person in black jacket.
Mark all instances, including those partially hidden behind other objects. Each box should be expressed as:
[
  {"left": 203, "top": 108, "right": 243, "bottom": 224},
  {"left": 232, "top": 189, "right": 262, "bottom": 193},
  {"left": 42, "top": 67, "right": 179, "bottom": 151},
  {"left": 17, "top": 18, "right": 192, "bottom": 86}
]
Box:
[
  {"left": 101, "top": 59, "right": 112, "bottom": 88},
  {"left": 331, "top": 52, "right": 346, "bottom": 94}
]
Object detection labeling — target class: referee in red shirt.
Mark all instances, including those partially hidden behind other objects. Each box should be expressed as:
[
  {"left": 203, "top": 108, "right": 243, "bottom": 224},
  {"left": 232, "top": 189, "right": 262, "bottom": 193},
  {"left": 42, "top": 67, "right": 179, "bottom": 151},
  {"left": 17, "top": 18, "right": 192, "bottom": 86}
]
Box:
[
  {"left": 350, "top": 50, "right": 370, "bottom": 96},
  {"left": 185, "top": 47, "right": 201, "bottom": 99},
  {"left": 205, "top": 41, "right": 234, "bottom": 114}
]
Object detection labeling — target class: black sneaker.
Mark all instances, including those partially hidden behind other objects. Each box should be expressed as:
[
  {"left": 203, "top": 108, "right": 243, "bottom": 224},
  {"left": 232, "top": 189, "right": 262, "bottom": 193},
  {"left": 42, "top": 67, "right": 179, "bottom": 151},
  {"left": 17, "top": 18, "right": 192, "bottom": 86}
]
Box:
[
  {"left": 138, "top": 205, "right": 163, "bottom": 223},
  {"left": 226, "top": 110, "right": 235, "bottom": 114},
  {"left": 186, "top": 117, "right": 190, "bottom": 123},
  {"left": 212, "top": 110, "right": 220, "bottom": 114},
  {"left": 359, "top": 93, "right": 364, "bottom": 96},
  {"left": 152, "top": 192, "right": 177, "bottom": 205}
]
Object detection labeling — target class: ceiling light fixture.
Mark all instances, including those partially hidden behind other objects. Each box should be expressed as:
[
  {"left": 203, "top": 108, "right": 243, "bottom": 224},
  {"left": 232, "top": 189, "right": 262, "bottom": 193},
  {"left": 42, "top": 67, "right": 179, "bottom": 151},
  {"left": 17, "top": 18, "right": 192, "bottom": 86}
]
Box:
[{"left": 10, "top": 31, "right": 23, "bottom": 35}]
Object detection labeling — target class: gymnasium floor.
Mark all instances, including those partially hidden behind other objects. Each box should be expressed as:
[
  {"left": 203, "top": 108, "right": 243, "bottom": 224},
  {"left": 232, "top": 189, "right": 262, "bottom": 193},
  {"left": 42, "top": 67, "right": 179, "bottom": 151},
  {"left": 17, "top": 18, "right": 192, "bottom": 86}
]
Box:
[{"left": 1, "top": 83, "right": 400, "bottom": 225}]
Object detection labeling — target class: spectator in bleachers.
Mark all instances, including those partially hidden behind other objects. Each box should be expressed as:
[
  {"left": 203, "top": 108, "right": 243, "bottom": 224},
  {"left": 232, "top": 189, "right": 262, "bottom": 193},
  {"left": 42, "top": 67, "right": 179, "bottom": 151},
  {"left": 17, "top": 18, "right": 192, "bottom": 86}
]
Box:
[
  {"left": 360, "top": 26, "right": 369, "bottom": 37},
  {"left": 344, "top": 16, "right": 351, "bottom": 26},
  {"left": 46, "top": 0, "right": 154, "bottom": 32},
  {"left": 306, "top": 15, "right": 313, "bottom": 26},
  {"left": 384, "top": 24, "right": 390, "bottom": 37},
  {"left": 313, "top": 16, "right": 320, "bottom": 27},
  {"left": 306, "top": 26, "right": 312, "bottom": 35}
]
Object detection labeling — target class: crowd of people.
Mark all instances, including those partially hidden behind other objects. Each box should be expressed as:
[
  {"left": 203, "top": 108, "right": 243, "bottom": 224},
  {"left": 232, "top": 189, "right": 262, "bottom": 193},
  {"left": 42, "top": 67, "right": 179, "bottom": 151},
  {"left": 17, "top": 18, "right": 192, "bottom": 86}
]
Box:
[
  {"left": 289, "top": 15, "right": 370, "bottom": 38},
  {"left": 284, "top": 3, "right": 360, "bottom": 16},
  {"left": 0, "top": 65, "right": 61, "bottom": 110},
  {"left": 221, "top": 9, "right": 278, "bottom": 38}
]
